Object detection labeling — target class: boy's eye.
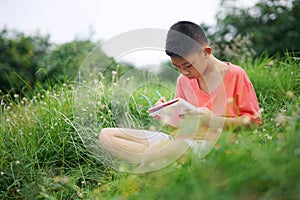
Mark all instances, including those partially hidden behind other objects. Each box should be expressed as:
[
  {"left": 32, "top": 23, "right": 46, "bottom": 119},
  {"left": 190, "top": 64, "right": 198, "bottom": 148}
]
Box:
[
  {"left": 184, "top": 64, "right": 192, "bottom": 68},
  {"left": 172, "top": 63, "right": 192, "bottom": 70}
]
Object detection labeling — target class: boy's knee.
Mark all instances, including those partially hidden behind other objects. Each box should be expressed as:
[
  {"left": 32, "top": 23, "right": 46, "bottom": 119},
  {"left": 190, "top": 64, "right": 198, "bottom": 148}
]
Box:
[
  {"left": 100, "top": 127, "right": 110, "bottom": 135},
  {"left": 99, "top": 127, "right": 116, "bottom": 136},
  {"left": 99, "top": 128, "right": 120, "bottom": 144},
  {"left": 99, "top": 128, "right": 112, "bottom": 143}
]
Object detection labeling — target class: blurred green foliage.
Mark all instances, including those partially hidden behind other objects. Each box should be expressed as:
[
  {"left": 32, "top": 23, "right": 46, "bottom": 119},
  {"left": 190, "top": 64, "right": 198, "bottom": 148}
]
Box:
[
  {"left": 0, "top": 28, "right": 135, "bottom": 96},
  {"left": 0, "top": 28, "right": 51, "bottom": 94},
  {"left": 206, "top": 0, "right": 300, "bottom": 59},
  {"left": 36, "top": 40, "right": 96, "bottom": 88},
  {"left": 1, "top": 0, "right": 299, "bottom": 94}
]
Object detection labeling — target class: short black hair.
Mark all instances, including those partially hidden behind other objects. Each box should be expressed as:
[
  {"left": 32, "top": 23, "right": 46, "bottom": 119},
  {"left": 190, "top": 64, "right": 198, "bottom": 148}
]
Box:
[{"left": 165, "top": 21, "right": 208, "bottom": 58}]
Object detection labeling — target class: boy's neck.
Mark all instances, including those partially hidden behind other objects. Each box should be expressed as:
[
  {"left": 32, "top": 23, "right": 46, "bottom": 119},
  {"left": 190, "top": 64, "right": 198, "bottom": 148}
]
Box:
[
  {"left": 203, "top": 55, "right": 228, "bottom": 75},
  {"left": 197, "top": 55, "right": 228, "bottom": 94}
]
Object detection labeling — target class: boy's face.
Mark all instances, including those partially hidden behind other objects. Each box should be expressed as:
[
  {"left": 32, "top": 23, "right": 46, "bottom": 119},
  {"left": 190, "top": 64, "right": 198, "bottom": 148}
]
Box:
[{"left": 171, "top": 50, "right": 208, "bottom": 79}]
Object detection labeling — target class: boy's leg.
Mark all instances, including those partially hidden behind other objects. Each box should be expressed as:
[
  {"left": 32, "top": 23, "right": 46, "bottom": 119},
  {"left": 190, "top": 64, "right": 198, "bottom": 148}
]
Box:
[
  {"left": 99, "top": 128, "right": 149, "bottom": 150},
  {"left": 99, "top": 128, "right": 165, "bottom": 163},
  {"left": 99, "top": 128, "right": 191, "bottom": 170},
  {"left": 134, "top": 139, "right": 190, "bottom": 172}
]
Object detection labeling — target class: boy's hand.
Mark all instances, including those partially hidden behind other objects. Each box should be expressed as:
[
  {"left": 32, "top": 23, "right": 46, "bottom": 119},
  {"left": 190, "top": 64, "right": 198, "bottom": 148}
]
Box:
[
  {"left": 182, "top": 107, "right": 214, "bottom": 126},
  {"left": 197, "top": 107, "right": 214, "bottom": 125},
  {"left": 155, "top": 97, "right": 167, "bottom": 106}
]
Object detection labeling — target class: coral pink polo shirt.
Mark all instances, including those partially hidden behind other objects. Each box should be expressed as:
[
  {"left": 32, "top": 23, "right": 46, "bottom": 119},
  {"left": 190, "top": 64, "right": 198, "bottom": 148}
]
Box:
[{"left": 175, "top": 62, "right": 262, "bottom": 124}]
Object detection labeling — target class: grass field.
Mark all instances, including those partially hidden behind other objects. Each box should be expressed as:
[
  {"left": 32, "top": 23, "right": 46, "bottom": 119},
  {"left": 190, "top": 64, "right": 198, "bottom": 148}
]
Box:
[{"left": 0, "top": 54, "right": 299, "bottom": 199}]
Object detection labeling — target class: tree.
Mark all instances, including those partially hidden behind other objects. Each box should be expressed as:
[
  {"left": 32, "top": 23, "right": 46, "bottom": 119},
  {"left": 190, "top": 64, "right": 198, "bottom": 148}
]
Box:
[
  {"left": 0, "top": 28, "right": 51, "bottom": 94},
  {"left": 210, "top": 0, "right": 300, "bottom": 58},
  {"left": 36, "top": 40, "right": 97, "bottom": 88}
]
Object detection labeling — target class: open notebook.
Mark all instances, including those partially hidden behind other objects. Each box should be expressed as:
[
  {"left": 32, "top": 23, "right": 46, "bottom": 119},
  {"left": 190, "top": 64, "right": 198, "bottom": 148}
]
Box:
[{"left": 147, "top": 98, "right": 199, "bottom": 128}]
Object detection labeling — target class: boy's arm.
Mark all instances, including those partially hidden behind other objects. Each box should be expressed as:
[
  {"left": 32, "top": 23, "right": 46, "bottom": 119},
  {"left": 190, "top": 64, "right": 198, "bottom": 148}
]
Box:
[
  {"left": 192, "top": 107, "right": 259, "bottom": 131},
  {"left": 211, "top": 115, "right": 255, "bottom": 130}
]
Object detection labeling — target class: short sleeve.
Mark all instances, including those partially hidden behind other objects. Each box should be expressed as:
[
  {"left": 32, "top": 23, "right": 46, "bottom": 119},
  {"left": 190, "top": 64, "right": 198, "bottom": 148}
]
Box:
[{"left": 237, "top": 82, "right": 262, "bottom": 124}]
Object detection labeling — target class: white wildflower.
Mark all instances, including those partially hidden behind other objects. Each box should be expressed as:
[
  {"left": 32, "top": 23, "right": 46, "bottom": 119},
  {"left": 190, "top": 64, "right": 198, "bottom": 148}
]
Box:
[
  {"left": 286, "top": 90, "right": 294, "bottom": 98},
  {"left": 259, "top": 108, "right": 264, "bottom": 113},
  {"left": 265, "top": 134, "right": 272, "bottom": 140}
]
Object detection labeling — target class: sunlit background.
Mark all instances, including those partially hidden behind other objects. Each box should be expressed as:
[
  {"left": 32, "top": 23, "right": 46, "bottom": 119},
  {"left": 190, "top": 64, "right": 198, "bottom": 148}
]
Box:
[{"left": 0, "top": 0, "right": 258, "bottom": 66}]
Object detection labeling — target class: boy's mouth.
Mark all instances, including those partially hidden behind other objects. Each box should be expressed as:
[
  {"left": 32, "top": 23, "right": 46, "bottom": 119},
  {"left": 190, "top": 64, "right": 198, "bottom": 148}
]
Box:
[{"left": 186, "top": 75, "right": 195, "bottom": 79}]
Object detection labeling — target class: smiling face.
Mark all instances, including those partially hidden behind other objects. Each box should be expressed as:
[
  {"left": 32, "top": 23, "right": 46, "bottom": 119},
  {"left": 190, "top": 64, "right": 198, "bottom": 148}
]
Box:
[{"left": 171, "top": 48, "right": 211, "bottom": 79}]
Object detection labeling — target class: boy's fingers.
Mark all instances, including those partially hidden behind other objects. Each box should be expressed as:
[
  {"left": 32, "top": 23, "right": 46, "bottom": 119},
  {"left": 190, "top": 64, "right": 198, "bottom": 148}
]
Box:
[
  {"left": 155, "top": 97, "right": 167, "bottom": 106},
  {"left": 180, "top": 107, "right": 209, "bottom": 118},
  {"left": 197, "top": 107, "right": 209, "bottom": 113},
  {"left": 180, "top": 110, "right": 200, "bottom": 118},
  {"left": 160, "top": 97, "right": 166, "bottom": 103}
]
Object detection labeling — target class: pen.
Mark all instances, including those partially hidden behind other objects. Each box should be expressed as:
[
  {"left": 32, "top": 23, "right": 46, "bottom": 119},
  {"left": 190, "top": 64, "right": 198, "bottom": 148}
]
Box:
[{"left": 155, "top": 90, "right": 163, "bottom": 99}]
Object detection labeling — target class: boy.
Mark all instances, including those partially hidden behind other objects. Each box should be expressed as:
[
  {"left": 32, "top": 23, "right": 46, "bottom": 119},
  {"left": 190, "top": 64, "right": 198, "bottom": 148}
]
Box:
[{"left": 99, "top": 21, "right": 262, "bottom": 172}]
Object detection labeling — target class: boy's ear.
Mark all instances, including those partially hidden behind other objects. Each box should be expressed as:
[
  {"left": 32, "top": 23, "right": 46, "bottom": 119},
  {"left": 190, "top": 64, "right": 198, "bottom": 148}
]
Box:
[{"left": 204, "top": 46, "right": 212, "bottom": 56}]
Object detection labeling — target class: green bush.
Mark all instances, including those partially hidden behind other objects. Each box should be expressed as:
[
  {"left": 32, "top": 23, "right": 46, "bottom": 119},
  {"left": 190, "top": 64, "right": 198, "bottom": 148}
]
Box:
[
  {"left": 0, "top": 28, "right": 50, "bottom": 94},
  {"left": 36, "top": 40, "right": 97, "bottom": 88}
]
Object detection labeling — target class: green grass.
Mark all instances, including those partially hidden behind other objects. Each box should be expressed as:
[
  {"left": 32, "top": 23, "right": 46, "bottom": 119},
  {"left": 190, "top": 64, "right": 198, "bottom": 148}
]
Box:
[{"left": 0, "top": 55, "right": 299, "bottom": 199}]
